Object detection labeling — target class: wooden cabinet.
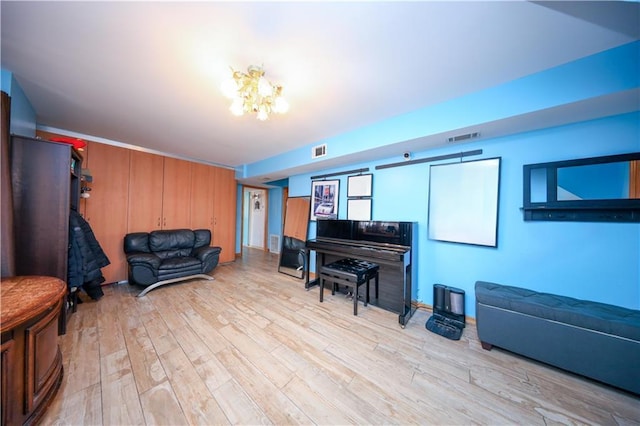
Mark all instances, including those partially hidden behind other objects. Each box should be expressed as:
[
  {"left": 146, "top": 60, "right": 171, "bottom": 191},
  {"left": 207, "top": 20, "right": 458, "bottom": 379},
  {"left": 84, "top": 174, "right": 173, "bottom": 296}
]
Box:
[
  {"left": 10, "top": 135, "right": 81, "bottom": 332},
  {"left": 127, "top": 151, "right": 165, "bottom": 232},
  {"left": 213, "top": 167, "right": 237, "bottom": 263},
  {"left": 190, "top": 162, "right": 215, "bottom": 231},
  {"left": 84, "top": 142, "right": 130, "bottom": 283},
  {"left": 162, "top": 157, "right": 192, "bottom": 229},
  {"left": 127, "top": 153, "right": 194, "bottom": 232},
  {"left": 1, "top": 276, "right": 66, "bottom": 426},
  {"left": 192, "top": 163, "right": 237, "bottom": 262},
  {"left": 11, "top": 136, "right": 81, "bottom": 280},
  {"left": 11, "top": 133, "right": 236, "bottom": 290}
]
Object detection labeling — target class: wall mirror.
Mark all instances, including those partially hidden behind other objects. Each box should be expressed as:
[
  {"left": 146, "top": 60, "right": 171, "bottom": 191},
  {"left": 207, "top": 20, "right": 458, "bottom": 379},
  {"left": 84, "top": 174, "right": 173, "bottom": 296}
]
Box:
[
  {"left": 278, "top": 196, "right": 311, "bottom": 278},
  {"left": 523, "top": 152, "right": 640, "bottom": 222}
]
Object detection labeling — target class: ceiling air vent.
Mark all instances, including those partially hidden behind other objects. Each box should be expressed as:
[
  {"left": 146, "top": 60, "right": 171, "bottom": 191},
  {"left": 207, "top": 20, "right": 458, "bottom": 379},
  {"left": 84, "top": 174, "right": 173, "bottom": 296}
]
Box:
[
  {"left": 312, "top": 144, "right": 327, "bottom": 159},
  {"left": 448, "top": 132, "right": 480, "bottom": 143}
]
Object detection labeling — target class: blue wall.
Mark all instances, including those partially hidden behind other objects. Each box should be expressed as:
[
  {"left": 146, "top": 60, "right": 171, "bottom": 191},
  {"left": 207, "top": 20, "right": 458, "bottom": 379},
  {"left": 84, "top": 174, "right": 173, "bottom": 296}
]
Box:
[
  {"left": 1, "top": 69, "right": 37, "bottom": 137},
  {"left": 1, "top": 69, "right": 12, "bottom": 93},
  {"left": 243, "top": 42, "right": 639, "bottom": 179},
  {"left": 284, "top": 112, "right": 639, "bottom": 317},
  {"left": 268, "top": 187, "right": 283, "bottom": 245},
  {"left": 240, "top": 41, "right": 640, "bottom": 317},
  {"left": 236, "top": 185, "right": 243, "bottom": 254}
]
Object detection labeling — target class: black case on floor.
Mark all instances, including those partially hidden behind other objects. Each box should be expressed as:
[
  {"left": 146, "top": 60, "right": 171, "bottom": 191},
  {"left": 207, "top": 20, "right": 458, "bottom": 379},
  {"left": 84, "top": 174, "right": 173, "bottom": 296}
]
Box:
[{"left": 426, "top": 284, "right": 465, "bottom": 340}]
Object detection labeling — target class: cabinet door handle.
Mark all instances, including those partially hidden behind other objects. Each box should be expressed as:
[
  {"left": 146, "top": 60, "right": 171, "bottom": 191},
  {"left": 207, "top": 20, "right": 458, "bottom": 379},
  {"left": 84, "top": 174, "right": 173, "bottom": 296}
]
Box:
[{"left": 157, "top": 218, "right": 161, "bottom": 227}]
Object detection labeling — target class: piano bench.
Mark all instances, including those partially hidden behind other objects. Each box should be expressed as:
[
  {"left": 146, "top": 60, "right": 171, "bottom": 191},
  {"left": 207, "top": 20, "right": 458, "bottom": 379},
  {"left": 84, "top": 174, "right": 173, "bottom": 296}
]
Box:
[{"left": 319, "top": 258, "right": 379, "bottom": 315}]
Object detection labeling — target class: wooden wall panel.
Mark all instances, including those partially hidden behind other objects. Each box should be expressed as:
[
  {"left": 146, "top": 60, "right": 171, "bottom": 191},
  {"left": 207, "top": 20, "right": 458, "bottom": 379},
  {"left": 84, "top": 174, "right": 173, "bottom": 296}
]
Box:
[
  {"left": 84, "top": 142, "right": 130, "bottom": 283},
  {"left": 162, "top": 158, "right": 192, "bottom": 230},
  {"left": 213, "top": 167, "right": 237, "bottom": 263},
  {"left": 127, "top": 151, "right": 164, "bottom": 233},
  {"left": 190, "top": 163, "right": 215, "bottom": 232}
]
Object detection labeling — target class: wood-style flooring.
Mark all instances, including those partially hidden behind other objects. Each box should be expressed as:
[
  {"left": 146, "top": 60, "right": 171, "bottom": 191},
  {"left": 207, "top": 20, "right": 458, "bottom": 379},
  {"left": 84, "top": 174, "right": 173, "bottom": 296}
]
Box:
[{"left": 41, "top": 248, "right": 639, "bottom": 425}]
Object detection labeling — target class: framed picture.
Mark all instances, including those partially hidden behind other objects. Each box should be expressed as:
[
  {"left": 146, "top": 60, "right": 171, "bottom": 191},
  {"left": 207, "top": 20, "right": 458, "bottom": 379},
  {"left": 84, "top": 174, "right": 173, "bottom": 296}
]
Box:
[
  {"left": 347, "top": 174, "right": 373, "bottom": 198},
  {"left": 311, "top": 179, "right": 339, "bottom": 221},
  {"left": 347, "top": 198, "right": 371, "bottom": 220}
]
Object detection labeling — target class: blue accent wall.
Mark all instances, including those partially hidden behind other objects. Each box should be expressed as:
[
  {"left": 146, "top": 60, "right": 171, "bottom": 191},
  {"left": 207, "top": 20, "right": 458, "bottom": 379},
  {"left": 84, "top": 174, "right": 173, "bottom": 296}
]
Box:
[
  {"left": 244, "top": 42, "right": 640, "bottom": 317},
  {"left": 1, "top": 69, "right": 12, "bottom": 93},
  {"left": 0, "top": 70, "right": 37, "bottom": 137},
  {"left": 243, "top": 42, "right": 639, "bottom": 179},
  {"left": 236, "top": 185, "right": 243, "bottom": 254},
  {"left": 285, "top": 112, "right": 639, "bottom": 317},
  {"left": 268, "top": 187, "right": 283, "bottom": 245}
]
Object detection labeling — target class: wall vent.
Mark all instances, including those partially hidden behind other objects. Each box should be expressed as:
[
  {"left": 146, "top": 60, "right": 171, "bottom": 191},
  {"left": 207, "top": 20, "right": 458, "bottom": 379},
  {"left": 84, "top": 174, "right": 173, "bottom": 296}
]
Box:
[
  {"left": 312, "top": 144, "right": 327, "bottom": 159},
  {"left": 269, "top": 234, "right": 281, "bottom": 253},
  {"left": 448, "top": 132, "right": 480, "bottom": 143}
]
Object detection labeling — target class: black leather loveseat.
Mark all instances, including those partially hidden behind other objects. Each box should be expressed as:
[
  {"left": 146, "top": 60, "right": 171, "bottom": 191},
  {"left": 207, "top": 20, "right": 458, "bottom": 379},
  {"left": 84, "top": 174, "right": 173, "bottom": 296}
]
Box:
[{"left": 124, "top": 229, "right": 222, "bottom": 297}]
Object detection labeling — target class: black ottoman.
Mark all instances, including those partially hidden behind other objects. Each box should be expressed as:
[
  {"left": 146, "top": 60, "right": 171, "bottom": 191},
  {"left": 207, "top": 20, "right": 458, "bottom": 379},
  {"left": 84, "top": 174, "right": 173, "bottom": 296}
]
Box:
[
  {"left": 319, "top": 258, "right": 379, "bottom": 315},
  {"left": 475, "top": 281, "right": 640, "bottom": 394}
]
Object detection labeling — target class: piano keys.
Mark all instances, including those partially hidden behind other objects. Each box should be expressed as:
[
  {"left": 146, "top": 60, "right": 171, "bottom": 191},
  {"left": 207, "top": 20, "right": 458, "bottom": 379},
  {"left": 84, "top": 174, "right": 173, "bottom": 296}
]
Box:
[{"left": 306, "top": 219, "right": 417, "bottom": 327}]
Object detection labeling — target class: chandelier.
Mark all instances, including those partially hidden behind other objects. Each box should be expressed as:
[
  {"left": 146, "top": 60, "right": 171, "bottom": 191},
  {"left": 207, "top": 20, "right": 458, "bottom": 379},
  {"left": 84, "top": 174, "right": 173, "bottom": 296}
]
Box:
[{"left": 221, "top": 65, "right": 289, "bottom": 120}]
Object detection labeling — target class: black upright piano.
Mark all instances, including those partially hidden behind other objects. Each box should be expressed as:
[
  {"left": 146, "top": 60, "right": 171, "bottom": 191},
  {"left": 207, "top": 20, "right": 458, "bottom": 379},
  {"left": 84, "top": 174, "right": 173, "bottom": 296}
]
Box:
[{"left": 306, "top": 219, "right": 417, "bottom": 327}]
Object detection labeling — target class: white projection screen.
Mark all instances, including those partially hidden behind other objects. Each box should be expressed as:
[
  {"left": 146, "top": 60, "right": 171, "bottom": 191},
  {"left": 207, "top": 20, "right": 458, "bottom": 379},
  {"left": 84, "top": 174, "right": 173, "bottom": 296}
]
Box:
[{"left": 428, "top": 157, "right": 501, "bottom": 247}]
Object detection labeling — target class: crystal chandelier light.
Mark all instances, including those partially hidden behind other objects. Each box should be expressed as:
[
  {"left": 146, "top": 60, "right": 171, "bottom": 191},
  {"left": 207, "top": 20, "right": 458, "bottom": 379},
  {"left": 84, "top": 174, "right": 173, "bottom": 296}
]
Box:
[{"left": 221, "top": 65, "right": 289, "bottom": 121}]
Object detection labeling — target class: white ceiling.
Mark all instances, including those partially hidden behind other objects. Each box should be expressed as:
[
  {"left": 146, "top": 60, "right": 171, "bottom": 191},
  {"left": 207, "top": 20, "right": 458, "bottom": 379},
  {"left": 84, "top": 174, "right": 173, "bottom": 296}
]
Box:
[{"left": 2, "top": 1, "right": 639, "bottom": 184}]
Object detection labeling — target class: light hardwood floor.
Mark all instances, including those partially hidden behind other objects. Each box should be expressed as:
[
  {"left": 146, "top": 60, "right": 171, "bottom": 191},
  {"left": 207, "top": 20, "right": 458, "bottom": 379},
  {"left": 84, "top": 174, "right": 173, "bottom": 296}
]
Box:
[{"left": 42, "top": 248, "right": 639, "bottom": 425}]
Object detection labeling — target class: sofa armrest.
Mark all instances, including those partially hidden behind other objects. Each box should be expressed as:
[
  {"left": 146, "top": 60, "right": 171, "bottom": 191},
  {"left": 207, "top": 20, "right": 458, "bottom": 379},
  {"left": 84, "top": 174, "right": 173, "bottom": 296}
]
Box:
[
  {"left": 192, "top": 246, "right": 222, "bottom": 273},
  {"left": 126, "top": 252, "right": 162, "bottom": 269},
  {"left": 192, "top": 246, "right": 221, "bottom": 261}
]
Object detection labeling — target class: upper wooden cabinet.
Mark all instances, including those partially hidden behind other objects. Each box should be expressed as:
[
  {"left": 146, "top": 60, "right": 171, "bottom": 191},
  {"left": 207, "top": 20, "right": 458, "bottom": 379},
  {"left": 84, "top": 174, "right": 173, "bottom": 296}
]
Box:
[
  {"left": 162, "top": 157, "right": 192, "bottom": 230},
  {"left": 127, "top": 153, "right": 195, "bottom": 233},
  {"left": 127, "top": 151, "right": 165, "bottom": 233},
  {"left": 190, "top": 162, "right": 215, "bottom": 232},
  {"left": 84, "top": 142, "right": 130, "bottom": 284}
]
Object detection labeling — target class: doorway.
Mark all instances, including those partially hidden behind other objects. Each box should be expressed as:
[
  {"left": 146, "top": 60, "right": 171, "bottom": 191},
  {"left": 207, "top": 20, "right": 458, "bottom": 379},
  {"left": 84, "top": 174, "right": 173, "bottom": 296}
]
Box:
[{"left": 242, "top": 187, "right": 268, "bottom": 250}]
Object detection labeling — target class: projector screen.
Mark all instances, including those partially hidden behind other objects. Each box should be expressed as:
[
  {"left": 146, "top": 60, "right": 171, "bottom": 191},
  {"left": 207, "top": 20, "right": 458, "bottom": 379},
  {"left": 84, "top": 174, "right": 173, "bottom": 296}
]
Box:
[{"left": 428, "top": 157, "right": 501, "bottom": 247}]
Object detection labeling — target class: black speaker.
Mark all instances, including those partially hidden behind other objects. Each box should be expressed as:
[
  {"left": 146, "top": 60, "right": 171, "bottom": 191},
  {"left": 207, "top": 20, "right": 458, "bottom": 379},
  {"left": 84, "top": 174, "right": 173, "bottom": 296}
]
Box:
[
  {"left": 434, "top": 283, "right": 445, "bottom": 310},
  {"left": 450, "top": 288, "right": 465, "bottom": 316},
  {"left": 426, "top": 284, "right": 465, "bottom": 340}
]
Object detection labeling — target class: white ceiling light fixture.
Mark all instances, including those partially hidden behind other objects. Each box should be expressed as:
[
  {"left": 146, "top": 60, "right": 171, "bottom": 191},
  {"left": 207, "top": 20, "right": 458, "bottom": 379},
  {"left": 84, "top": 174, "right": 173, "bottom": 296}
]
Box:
[{"left": 221, "top": 65, "right": 289, "bottom": 121}]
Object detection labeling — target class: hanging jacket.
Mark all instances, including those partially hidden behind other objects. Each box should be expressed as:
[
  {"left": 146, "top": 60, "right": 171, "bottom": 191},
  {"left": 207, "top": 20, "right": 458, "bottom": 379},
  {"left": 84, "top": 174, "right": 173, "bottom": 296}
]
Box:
[{"left": 68, "top": 210, "right": 110, "bottom": 299}]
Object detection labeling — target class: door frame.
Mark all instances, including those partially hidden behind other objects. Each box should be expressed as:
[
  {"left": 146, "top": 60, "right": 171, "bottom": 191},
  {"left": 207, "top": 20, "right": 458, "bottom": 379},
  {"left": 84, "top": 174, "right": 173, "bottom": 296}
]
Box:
[{"left": 241, "top": 185, "right": 269, "bottom": 251}]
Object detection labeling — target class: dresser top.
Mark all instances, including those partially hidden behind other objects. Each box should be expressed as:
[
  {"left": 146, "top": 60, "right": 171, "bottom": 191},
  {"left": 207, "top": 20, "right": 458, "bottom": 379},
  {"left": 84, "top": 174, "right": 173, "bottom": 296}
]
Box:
[{"left": 1, "top": 276, "right": 67, "bottom": 331}]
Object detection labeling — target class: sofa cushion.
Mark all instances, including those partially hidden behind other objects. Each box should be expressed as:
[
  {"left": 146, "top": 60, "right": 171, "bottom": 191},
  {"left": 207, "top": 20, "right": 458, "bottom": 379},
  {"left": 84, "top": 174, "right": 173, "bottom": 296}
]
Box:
[
  {"left": 158, "top": 256, "right": 201, "bottom": 271},
  {"left": 149, "top": 229, "right": 195, "bottom": 254},
  {"left": 193, "top": 229, "right": 211, "bottom": 249},
  {"left": 124, "top": 232, "right": 151, "bottom": 253},
  {"left": 475, "top": 281, "right": 640, "bottom": 341}
]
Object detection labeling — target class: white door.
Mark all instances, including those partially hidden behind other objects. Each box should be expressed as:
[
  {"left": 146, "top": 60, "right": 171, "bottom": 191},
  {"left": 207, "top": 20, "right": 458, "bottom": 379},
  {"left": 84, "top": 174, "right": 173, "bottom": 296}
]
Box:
[{"left": 248, "top": 189, "right": 266, "bottom": 248}]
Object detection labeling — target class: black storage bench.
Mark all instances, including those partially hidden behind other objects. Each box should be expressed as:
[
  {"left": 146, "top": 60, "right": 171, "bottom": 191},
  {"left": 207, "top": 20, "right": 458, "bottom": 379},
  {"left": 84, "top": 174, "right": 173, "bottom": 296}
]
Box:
[
  {"left": 319, "top": 258, "right": 379, "bottom": 315},
  {"left": 475, "top": 281, "right": 640, "bottom": 395}
]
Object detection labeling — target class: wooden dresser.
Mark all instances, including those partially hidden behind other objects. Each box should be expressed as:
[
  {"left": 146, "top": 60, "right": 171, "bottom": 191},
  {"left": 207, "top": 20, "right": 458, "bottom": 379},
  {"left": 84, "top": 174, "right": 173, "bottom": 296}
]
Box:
[{"left": 1, "top": 276, "right": 66, "bottom": 426}]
